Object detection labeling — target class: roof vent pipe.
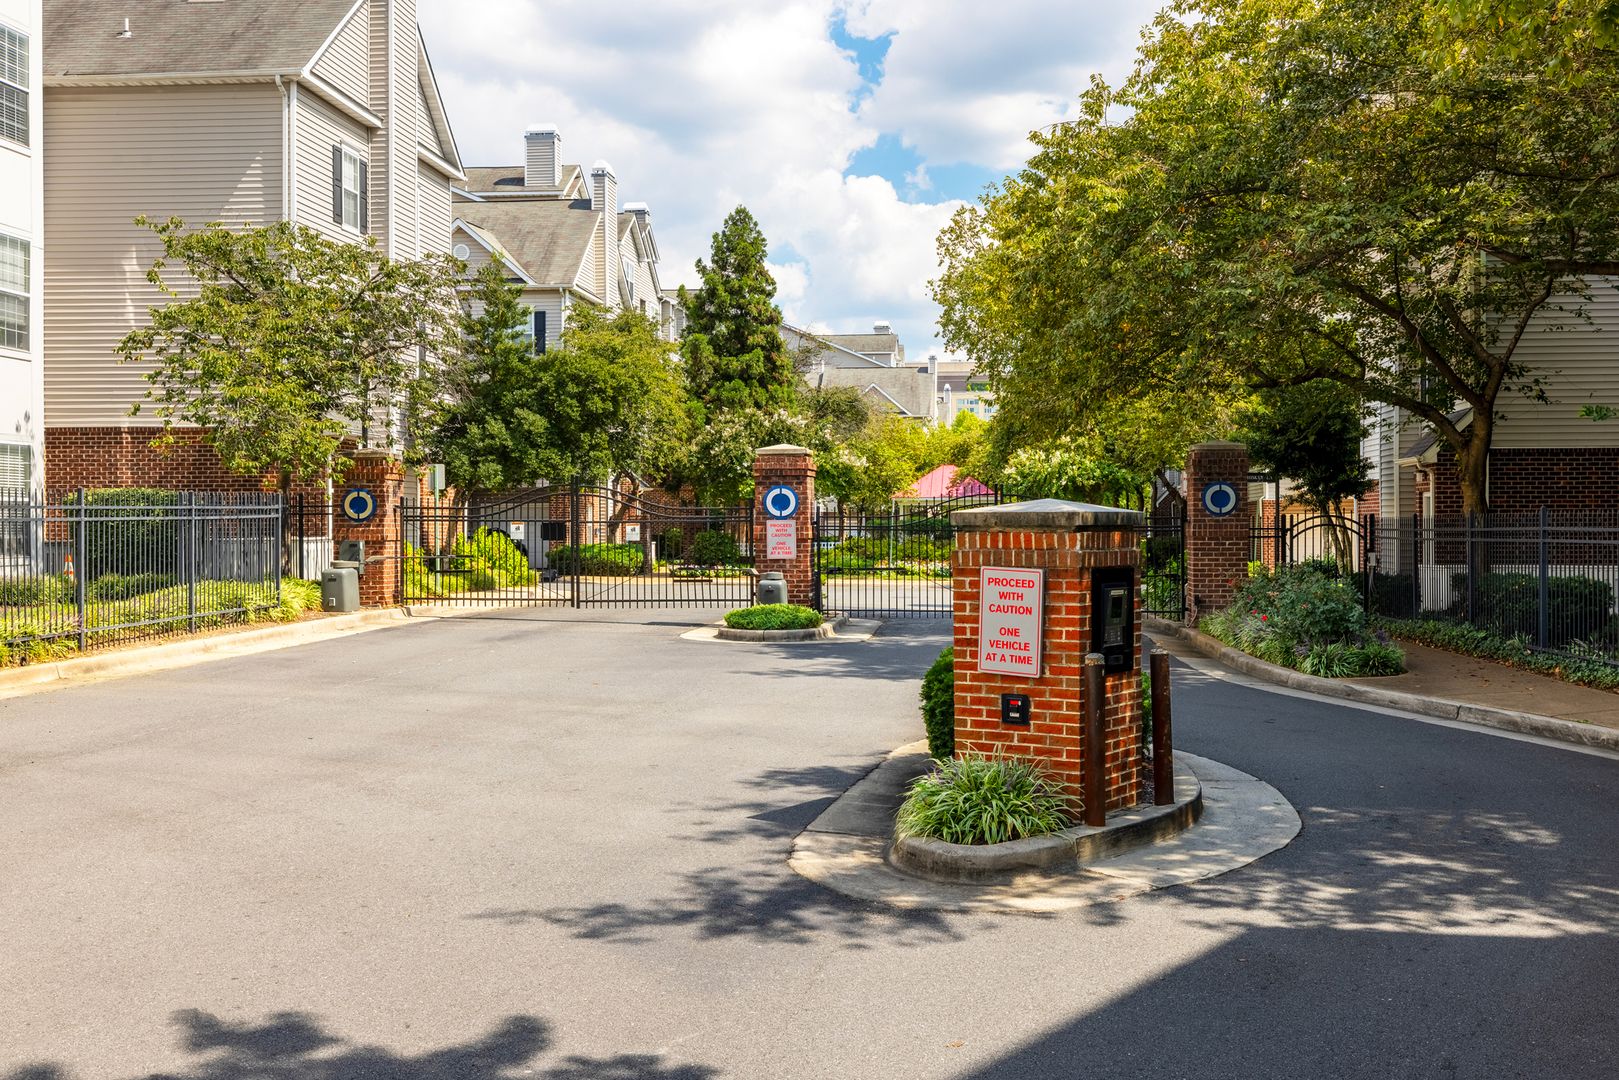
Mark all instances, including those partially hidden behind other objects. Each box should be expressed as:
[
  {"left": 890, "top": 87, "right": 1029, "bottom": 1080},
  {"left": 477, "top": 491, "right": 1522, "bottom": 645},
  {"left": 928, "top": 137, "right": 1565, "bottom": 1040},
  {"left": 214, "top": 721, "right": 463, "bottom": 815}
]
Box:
[{"left": 116, "top": 18, "right": 132, "bottom": 38}]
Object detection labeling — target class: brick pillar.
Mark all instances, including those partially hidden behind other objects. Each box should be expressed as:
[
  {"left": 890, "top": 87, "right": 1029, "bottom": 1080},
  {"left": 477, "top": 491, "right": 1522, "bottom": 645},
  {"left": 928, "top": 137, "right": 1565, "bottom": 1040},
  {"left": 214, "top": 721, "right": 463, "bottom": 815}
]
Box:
[
  {"left": 751, "top": 444, "right": 816, "bottom": 607},
  {"left": 1184, "top": 441, "right": 1251, "bottom": 622},
  {"left": 950, "top": 499, "right": 1144, "bottom": 812},
  {"left": 334, "top": 452, "right": 404, "bottom": 607}
]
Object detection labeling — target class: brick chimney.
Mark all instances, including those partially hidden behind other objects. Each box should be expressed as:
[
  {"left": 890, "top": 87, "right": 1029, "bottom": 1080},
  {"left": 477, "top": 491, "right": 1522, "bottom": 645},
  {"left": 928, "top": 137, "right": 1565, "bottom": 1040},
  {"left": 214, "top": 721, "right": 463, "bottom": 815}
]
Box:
[
  {"left": 592, "top": 161, "right": 619, "bottom": 304},
  {"left": 525, "top": 126, "right": 561, "bottom": 190}
]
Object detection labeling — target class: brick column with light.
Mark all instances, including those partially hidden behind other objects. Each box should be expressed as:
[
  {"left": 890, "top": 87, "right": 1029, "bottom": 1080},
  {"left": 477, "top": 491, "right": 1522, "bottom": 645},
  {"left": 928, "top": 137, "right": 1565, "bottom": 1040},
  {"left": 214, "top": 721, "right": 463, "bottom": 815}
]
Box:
[
  {"left": 334, "top": 452, "right": 405, "bottom": 607},
  {"left": 949, "top": 499, "right": 1144, "bottom": 811},
  {"left": 1183, "top": 441, "right": 1251, "bottom": 622},
  {"left": 751, "top": 444, "right": 816, "bottom": 606}
]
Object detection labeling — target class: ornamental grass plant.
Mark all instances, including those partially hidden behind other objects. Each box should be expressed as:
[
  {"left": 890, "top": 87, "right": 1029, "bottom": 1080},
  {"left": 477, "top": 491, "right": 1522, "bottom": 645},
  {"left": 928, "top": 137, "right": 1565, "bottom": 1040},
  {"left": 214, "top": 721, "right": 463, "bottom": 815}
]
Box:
[{"left": 895, "top": 754, "right": 1077, "bottom": 846}]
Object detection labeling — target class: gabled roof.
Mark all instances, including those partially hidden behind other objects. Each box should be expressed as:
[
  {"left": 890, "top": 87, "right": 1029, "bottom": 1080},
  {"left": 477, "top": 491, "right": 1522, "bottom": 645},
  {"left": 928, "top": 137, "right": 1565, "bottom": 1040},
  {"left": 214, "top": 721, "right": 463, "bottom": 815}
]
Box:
[
  {"left": 453, "top": 200, "right": 603, "bottom": 290},
  {"left": 415, "top": 32, "right": 462, "bottom": 175},
  {"left": 1400, "top": 407, "right": 1472, "bottom": 465},
  {"left": 825, "top": 332, "right": 901, "bottom": 357},
  {"left": 861, "top": 383, "right": 916, "bottom": 415},
  {"left": 900, "top": 465, "right": 992, "bottom": 499},
  {"left": 782, "top": 324, "right": 888, "bottom": 368},
  {"left": 45, "top": 0, "right": 361, "bottom": 78},
  {"left": 460, "top": 164, "right": 586, "bottom": 196}
]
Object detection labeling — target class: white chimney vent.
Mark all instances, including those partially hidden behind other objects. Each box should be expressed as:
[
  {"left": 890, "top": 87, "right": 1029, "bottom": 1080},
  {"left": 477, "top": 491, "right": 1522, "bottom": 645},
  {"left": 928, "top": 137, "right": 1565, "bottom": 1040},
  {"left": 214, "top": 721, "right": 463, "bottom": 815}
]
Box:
[{"left": 524, "top": 127, "right": 561, "bottom": 190}]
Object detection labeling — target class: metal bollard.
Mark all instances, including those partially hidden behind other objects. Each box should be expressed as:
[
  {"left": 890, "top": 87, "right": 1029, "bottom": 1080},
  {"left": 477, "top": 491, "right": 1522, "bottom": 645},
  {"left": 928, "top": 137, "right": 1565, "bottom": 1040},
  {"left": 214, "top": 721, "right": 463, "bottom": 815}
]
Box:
[
  {"left": 1151, "top": 648, "right": 1174, "bottom": 806},
  {"left": 1083, "top": 652, "right": 1106, "bottom": 827}
]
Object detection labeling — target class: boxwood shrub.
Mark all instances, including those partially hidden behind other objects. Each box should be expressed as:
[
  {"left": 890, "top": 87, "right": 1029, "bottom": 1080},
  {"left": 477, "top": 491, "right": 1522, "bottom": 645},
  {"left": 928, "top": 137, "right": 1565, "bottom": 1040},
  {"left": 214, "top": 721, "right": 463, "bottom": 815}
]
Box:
[
  {"left": 920, "top": 646, "right": 954, "bottom": 760},
  {"left": 549, "top": 542, "right": 642, "bottom": 576},
  {"left": 722, "top": 603, "right": 823, "bottom": 631}
]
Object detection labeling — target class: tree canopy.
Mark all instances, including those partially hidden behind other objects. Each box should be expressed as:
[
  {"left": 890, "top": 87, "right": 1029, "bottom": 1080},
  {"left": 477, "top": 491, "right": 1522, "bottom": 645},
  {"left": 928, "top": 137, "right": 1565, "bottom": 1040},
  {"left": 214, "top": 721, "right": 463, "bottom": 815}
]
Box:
[
  {"left": 680, "top": 206, "right": 796, "bottom": 413},
  {"left": 933, "top": 0, "right": 1619, "bottom": 514}
]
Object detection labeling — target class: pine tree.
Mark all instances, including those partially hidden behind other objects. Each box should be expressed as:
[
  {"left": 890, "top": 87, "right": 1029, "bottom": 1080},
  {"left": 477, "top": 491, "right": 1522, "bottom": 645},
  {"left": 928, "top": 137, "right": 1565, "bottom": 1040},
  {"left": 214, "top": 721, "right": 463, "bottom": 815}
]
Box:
[{"left": 680, "top": 206, "right": 795, "bottom": 413}]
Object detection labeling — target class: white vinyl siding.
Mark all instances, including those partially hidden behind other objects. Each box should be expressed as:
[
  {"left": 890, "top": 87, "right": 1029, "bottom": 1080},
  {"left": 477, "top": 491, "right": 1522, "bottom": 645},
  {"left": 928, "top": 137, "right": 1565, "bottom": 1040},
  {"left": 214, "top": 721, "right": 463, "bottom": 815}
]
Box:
[
  {"left": 0, "top": 231, "right": 25, "bottom": 351},
  {"left": 417, "top": 165, "right": 450, "bottom": 255},
  {"left": 310, "top": 2, "right": 370, "bottom": 104},
  {"left": 452, "top": 225, "right": 496, "bottom": 273},
  {"left": 575, "top": 234, "right": 597, "bottom": 298},
  {"left": 522, "top": 289, "right": 565, "bottom": 352},
  {"left": 1492, "top": 279, "right": 1619, "bottom": 448},
  {"left": 0, "top": 23, "right": 26, "bottom": 147},
  {"left": 417, "top": 84, "right": 442, "bottom": 156},
  {"left": 293, "top": 89, "right": 370, "bottom": 241},
  {"left": 43, "top": 84, "right": 282, "bottom": 427}
]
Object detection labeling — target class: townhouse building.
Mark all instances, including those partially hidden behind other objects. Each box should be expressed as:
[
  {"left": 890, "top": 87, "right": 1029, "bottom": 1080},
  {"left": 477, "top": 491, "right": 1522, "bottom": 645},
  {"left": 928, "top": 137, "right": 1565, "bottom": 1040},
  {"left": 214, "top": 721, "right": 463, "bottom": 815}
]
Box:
[
  {"left": 450, "top": 127, "right": 673, "bottom": 352},
  {"left": 0, "top": 0, "right": 40, "bottom": 498},
  {"left": 40, "top": 0, "right": 463, "bottom": 490},
  {"left": 784, "top": 322, "right": 936, "bottom": 421}
]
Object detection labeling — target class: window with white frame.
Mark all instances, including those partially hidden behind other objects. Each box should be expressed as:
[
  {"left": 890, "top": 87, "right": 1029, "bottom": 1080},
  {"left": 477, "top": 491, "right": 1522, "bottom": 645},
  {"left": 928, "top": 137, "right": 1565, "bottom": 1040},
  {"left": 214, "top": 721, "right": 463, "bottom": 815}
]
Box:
[
  {"left": 0, "top": 442, "right": 30, "bottom": 557},
  {"left": 331, "top": 144, "right": 367, "bottom": 233},
  {"left": 0, "top": 234, "right": 28, "bottom": 352},
  {"left": 0, "top": 25, "right": 26, "bottom": 147}
]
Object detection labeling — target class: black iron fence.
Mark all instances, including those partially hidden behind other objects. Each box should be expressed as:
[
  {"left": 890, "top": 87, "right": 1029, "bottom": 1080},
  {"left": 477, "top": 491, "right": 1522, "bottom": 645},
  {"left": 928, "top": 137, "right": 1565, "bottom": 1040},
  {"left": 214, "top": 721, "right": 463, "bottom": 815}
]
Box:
[
  {"left": 813, "top": 495, "right": 996, "bottom": 618},
  {"left": 0, "top": 489, "right": 283, "bottom": 659},
  {"left": 1367, "top": 511, "right": 1619, "bottom": 667}
]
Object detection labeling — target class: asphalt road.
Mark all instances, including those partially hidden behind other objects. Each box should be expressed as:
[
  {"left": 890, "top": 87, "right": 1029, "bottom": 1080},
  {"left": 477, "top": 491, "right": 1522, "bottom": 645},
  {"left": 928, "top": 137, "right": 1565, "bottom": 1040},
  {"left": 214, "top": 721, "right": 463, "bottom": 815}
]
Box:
[{"left": 1, "top": 610, "right": 1615, "bottom": 1079}]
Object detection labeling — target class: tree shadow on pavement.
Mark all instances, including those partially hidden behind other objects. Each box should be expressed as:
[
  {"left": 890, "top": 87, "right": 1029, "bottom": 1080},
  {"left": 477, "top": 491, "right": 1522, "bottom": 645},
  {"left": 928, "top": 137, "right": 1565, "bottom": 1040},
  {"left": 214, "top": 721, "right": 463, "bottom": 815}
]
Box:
[
  {"left": 3, "top": 1009, "right": 716, "bottom": 1080},
  {"left": 469, "top": 855, "right": 970, "bottom": 949}
]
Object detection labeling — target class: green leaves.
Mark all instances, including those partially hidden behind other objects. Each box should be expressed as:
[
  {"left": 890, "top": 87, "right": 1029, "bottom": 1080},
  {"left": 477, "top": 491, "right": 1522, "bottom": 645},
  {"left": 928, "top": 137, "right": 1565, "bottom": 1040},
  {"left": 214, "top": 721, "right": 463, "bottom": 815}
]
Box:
[
  {"left": 680, "top": 206, "right": 795, "bottom": 413},
  {"left": 895, "top": 754, "right": 1078, "bottom": 846},
  {"left": 118, "top": 218, "right": 464, "bottom": 493}
]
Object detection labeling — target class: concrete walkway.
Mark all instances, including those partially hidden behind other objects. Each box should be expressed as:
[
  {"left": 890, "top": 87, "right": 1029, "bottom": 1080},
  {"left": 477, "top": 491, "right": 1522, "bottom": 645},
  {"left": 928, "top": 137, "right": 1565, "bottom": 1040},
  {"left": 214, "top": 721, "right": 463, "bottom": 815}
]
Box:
[{"left": 1351, "top": 639, "right": 1619, "bottom": 731}]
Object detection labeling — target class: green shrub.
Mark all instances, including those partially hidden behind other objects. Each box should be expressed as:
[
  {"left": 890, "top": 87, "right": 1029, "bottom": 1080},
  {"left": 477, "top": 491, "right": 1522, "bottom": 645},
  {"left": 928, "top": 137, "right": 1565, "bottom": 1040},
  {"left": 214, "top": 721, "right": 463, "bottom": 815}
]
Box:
[
  {"left": 920, "top": 646, "right": 955, "bottom": 760},
  {"left": 1451, "top": 572, "right": 1616, "bottom": 646},
  {"left": 895, "top": 754, "right": 1077, "bottom": 845},
  {"left": 689, "top": 529, "right": 742, "bottom": 567},
  {"left": 0, "top": 574, "right": 72, "bottom": 605},
  {"left": 659, "top": 526, "right": 684, "bottom": 560},
  {"left": 68, "top": 488, "right": 181, "bottom": 576},
  {"left": 550, "top": 542, "right": 642, "bottom": 575},
  {"left": 1203, "top": 562, "right": 1404, "bottom": 677},
  {"left": 454, "top": 527, "right": 534, "bottom": 582},
  {"left": 466, "top": 568, "right": 502, "bottom": 591},
  {"left": 828, "top": 534, "right": 950, "bottom": 565},
  {"left": 723, "top": 603, "right": 823, "bottom": 631},
  {"left": 85, "top": 572, "right": 177, "bottom": 602}
]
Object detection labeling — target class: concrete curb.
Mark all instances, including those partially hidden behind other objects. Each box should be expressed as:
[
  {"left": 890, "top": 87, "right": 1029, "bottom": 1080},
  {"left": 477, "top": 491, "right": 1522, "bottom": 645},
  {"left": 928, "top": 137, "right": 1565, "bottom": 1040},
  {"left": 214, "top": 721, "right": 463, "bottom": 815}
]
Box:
[
  {"left": 1145, "top": 617, "right": 1619, "bottom": 753},
  {"left": 714, "top": 615, "right": 850, "bottom": 642},
  {"left": 0, "top": 607, "right": 451, "bottom": 699},
  {"left": 789, "top": 747, "right": 1299, "bottom": 913},
  {"left": 889, "top": 760, "right": 1202, "bottom": 883}
]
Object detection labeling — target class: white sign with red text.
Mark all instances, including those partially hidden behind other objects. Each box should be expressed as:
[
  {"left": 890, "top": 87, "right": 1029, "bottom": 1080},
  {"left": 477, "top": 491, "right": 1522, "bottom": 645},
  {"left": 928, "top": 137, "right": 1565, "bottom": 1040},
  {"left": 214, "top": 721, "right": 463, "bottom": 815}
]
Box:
[
  {"left": 766, "top": 520, "right": 797, "bottom": 559},
  {"left": 977, "top": 566, "right": 1044, "bottom": 677}
]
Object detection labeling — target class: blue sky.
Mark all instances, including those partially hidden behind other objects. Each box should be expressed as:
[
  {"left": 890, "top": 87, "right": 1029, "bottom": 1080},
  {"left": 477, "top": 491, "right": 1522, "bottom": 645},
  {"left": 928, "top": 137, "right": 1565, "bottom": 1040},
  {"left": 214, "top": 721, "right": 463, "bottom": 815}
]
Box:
[{"left": 420, "top": 0, "right": 1155, "bottom": 360}]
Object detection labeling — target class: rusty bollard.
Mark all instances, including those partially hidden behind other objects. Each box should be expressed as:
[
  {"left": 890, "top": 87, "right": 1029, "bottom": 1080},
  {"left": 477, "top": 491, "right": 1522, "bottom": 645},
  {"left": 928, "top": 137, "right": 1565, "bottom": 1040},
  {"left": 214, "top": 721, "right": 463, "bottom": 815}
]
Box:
[
  {"left": 1083, "top": 652, "right": 1106, "bottom": 827},
  {"left": 1151, "top": 648, "right": 1174, "bottom": 806}
]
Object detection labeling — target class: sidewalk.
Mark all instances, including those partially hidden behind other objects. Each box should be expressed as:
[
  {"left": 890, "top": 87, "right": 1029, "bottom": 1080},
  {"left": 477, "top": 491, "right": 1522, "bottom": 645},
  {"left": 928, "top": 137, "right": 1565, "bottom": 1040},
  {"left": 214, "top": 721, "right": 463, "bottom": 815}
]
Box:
[
  {"left": 1350, "top": 640, "right": 1619, "bottom": 732},
  {"left": 1146, "top": 618, "right": 1619, "bottom": 753}
]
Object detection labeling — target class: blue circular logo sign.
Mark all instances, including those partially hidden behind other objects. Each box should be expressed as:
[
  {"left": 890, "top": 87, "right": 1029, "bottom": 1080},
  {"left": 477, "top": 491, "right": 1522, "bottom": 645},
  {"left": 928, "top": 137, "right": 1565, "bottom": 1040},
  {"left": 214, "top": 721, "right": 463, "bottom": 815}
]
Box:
[
  {"left": 1200, "top": 481, "right": 1239, "bottom": 518},
  {"left": 342, "top": 488, "right": 378, "bottom": 523},
  {"left": 763, "top": 485, "right": 799, "bottom": 519}
]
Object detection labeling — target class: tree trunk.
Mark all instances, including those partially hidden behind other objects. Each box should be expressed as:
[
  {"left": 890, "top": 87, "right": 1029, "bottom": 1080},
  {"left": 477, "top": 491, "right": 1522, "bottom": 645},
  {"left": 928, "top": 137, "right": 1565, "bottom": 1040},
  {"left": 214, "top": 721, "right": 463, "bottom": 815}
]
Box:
[
  {"left": 278, "top": 470, "right": 295, "bottom": 578},
  {"left": 1454, "top": 425, "right": 1493, "bottom": 586}
]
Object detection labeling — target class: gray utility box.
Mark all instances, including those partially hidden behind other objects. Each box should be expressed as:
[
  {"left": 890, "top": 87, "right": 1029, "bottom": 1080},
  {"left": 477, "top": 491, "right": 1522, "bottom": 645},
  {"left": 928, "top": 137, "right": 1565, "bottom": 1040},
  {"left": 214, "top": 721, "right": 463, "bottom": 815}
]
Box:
[
  {"left": 756, "top": 572, "right": 788, "bottom": 606},
  {"left": 338, "top": 539, "right": 365, "bottom": 572},
  {"left": 322, "top": 561, "right": 360, "bottom": 612}
]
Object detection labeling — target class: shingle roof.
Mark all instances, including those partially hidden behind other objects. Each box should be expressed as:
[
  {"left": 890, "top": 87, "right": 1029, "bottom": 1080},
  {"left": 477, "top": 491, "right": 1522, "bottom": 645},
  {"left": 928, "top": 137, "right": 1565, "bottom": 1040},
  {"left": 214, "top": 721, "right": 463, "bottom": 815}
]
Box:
[
  {"left": 461, "top": 163, "right": 585, "bottom": 195},
  {"left": 455, "top": 200, "right": 602, "bottom": 288},
  {"left": 1402, "top": 407, "right": 1472, "bottom": 461},
  {"left": 825, "top": 332, "right": 900, "bottom": 355},
  {"left": 45, "top": 0, "right": 360, "bottom": 77}
]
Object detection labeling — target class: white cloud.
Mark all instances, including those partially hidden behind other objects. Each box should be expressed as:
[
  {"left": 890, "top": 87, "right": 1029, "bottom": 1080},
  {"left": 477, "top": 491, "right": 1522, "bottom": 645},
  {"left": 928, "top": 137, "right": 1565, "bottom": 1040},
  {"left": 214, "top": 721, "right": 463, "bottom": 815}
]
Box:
[{"left": 418, "top": 0, "right": 1157, "bottom": 359}]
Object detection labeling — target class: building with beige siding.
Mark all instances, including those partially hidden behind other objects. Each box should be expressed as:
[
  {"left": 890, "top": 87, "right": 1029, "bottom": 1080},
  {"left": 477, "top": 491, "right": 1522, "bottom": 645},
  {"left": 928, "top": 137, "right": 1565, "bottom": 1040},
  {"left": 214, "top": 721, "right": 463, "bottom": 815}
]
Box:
[
  {"left": 784, "top": 323, "right": 936, "bottom": 422},
  {"left": 450, "top": 127, "right": 674, "bottom": 352},
  {"left": 40, "top": 0, "right": 463, "bottom": 490},
  {"left": 0, "top": 0, "right": 40, "bottom": 499}
]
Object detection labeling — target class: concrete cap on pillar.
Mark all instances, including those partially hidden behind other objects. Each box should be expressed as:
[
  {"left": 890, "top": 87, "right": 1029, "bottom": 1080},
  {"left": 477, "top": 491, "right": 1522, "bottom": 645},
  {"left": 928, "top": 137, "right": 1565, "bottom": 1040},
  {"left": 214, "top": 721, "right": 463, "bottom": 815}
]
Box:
[
  {"left": 755, "top": 444, "right": 812, "bottom": 456},
  {"left": 951, "top": 498, "right": 1144, "bottom": 530}
]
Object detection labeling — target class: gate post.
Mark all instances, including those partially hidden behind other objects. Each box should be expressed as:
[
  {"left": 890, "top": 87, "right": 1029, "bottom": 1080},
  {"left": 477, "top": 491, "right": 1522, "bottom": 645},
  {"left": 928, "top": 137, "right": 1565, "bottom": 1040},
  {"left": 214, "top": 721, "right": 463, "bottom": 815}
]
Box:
[
  {"left": 334, "top": 452, "right": 404, "bottom": 607},
  {"left": 752, "top": 444, "right": 815, "bottom": 607},
  {"left": 1184, "top": 441, "right": 1251, "bottom": 623},
  {"left": 950, "top": 499, "right": 1145, "bottom": 811}
]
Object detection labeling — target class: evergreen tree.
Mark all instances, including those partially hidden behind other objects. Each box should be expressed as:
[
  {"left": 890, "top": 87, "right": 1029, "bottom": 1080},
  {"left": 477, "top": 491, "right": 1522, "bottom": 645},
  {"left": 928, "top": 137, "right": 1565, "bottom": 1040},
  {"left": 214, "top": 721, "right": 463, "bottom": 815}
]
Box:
[{"left": 680, "top": 207, "right": 795, "bottom": 412}]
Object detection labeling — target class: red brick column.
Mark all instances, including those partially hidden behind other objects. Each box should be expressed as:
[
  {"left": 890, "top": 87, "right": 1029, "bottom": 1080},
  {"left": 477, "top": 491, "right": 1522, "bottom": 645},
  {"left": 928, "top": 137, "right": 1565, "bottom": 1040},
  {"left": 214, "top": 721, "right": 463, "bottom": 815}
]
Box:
[
  {"left": 751, "top": 444, "right": 816, "bottom": 606},
  {"left": 1184, "top": 441, "right": 1251, "bottom": 622},
  {"left": 950, "top": 500, "right": 1144, "bottom": 812},
  {"left": 335, "top": 453, "right": 404, "bottom": 607}
]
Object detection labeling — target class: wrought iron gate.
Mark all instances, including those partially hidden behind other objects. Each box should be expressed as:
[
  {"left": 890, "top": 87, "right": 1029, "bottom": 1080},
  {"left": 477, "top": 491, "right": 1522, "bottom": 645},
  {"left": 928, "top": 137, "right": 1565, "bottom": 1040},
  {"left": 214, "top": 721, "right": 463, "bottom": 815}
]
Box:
[
  {"left": 1251, "top": 511, "right": 1377, "bottom": 604},
  {"left": 400, "top": 485, "right": 754, "bottom": 608},
  {"left": 811, "top": 494, "right": 997, "bottom": 618}
]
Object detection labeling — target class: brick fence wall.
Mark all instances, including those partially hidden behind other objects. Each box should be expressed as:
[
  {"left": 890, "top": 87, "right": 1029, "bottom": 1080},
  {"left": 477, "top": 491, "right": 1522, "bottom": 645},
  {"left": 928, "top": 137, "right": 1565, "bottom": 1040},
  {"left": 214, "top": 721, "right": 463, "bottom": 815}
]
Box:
[{"left": 751, "top": 445, "right": 816, "bottom": 607}]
